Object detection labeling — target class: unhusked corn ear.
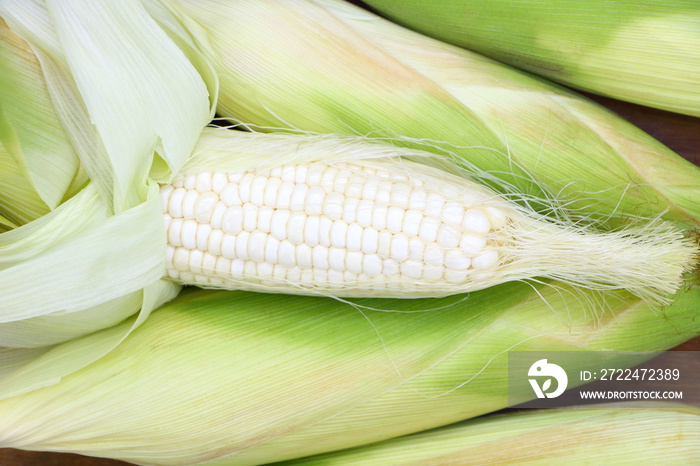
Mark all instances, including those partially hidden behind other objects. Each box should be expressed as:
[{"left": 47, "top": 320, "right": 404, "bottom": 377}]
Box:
[
  {"left": 157, "top": 0, "right": 700, "bottom": 228},
  {"left": 159, "top": 129, "right": 697, "bottom": 302},
  {"left": 281, "top": 402, "right": 700, "bottom": 465}
]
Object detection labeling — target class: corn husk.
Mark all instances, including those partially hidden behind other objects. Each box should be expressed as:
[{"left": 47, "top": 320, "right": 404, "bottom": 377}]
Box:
[
  {"left": 154, "top": 0, "right": 700, "bottom": 228},
  {"left": 363, "top": 0, "right": 700, "bottom": 118},
  {"left": 0, "top": 0, "right": 213, "bottom": 397},
  {"left": 281, "top": 403, "right": 700, "bottom": 465},
  {"left": 0, "top": 283, "right": 698, "bottom": 465},
  {"left": 0, "top": 18, "right": 78, "bottom": 227}
]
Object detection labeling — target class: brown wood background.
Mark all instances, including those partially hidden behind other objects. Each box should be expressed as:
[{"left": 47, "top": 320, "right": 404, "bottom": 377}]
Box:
[{"left": 1, "top": 97, "right": 698, "bottom": 466}]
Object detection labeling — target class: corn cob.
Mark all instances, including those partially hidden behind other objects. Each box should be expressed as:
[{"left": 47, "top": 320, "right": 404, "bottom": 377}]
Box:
[{"left": 159, "top": 129, "right": 697, "bottom": 303}]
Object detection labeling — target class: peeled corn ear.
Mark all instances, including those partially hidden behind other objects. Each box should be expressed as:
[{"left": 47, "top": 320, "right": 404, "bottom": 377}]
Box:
[{"left": 160, "top": 128, "right": 697, "bottom": 303}]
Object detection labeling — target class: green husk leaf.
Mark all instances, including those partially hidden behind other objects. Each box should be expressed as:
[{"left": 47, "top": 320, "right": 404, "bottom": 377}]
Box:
[
  {"left": 363, "top": 0, "right": 700, "bottom": 117},
  {"left": 1, "top": 0, "right": 213, "bottom": 211},
  {"left": 0, "top": 278, "right": 179, "bottom": 399},
  {"left": 0, "top": 18, "right": 79, "bottom": 221},
  {"left": 0, "top": 282, "right": 697, "bottom": 465},
  {"left": 0, "top": 183, "right": 166, "bottom": 323},
  {"left": 0, "top": 0, "right": 212, "bottom": 396}
]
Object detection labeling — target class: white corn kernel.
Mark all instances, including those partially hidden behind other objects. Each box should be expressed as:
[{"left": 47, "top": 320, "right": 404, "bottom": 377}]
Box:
[
  {"left": 237, "top": 173, "right": 254, "bottom": 203},
  {"left": 248, "top": 231, "right": 267, "bottom": 262},
  {"left": 211, "top": 172, "right": 228, "bottom": 194},
  {"left": 305, "top": 163, "right": 324, "bottom": 185},
  {"left": 403, "top": 209, "right": 423, "bottom": 237},
  {"left": 242, "top": 203, "right": 257, "bottom": 232},
  {"left": 270, "top": 210, "right": 291, "bottom": 241},
  {"left": 276, "top": 181, "right": 294, "bottom": 209},
  {"left": 320, "top": 166, "right": 338, "bottom": 192},
  {"left": 168, "top": 188, "right": 186, "bottom": 218},
  {"left": 287, "top": 213, "right": 306, "bottom": 245},
  {"left": 356, "top": 199, "right": 373, "bottom": 227},
  {"left": 472, "top": 250, "right": 498, "bottom": 270},
  {"left": 214, "top": 256, "right": 231, "bottom": 275},
  {"left": 312, "top": 246, "right": 330, "bottom": 270},
  {"left": 278, "top": 240, "right": 296, "bottom": 268},
  {"left": 290, "top": 184, "right": 309, "bottom": 211},
  {"left": 324, "top": 192, "right": 344, "bottom": 220},
  {"left": 389, "top": 183, "right": 410, "bottom": 209},
  {"left": 377, "top": 230, "right": 393, "bottom": 258},
  {"left": 346, "top": 251, "right": 364, "bottom": 274},
  {"left": 168, "top": 219, "right": 183, "bottom": 247},
  {"left": 210, "top": 203, "right": 227, "bottom": 229},
  {"left": 220, "top": 183, "right": 242, "bottom": 207},
  {"left": 263, "top": 177, "right": 282, "bottom": 208},
  {"left": 304, "top": 216, "right": 320, "bottom": 247},
  {"left": 293, "top": 164, "right": 308, "bottom": 184},
  {"left": 297, "top": 244, "right": 313, "bottom": 269},
  {"left": 221, "top": 234, "right": 236, "bottom": 260},
  {"left": 319, "top": 216, "right": 333, "bottom": 248},
  {"left": 445, "top": 270, "right": 469, "bottom": 284},
  {"left": 362, "top": 228, "right": 379, "bottom": 254},
  {"left": 160, "top": 185, "right": 174, "bottom": 211},
  {"left": 390, "top": 233, "right": 409, "bottom": 262},
  {"left": 306, "top": 186, "right": 325, "bottom": 215},
  {"left": 437, "top": 224, "right": 460, "bottom": 249},
  {"left": 257, "top": 206, "right": 274, "bottom": 233},
  {"left": 371, "top": 204, "right": 388, "bottom": 230},
  {"left": 230, "top": 259, "right": 245, "bottom": 279},
  {"left": 419, "top": 217, "right": 440, "bottom": 243},
  {"left": 442, "top": 201, "right": 464, "bottom": 225},
  {"left": 460, "top": 235, "right": 487, "bottom": 254},
  {"left": 234, "top": 231, "right": 250, "bottom": 260},
  {"left": 195, "top": 172, "right": 212, "bottom": 193},
  {"left": 181, "top": 220, "right": 198, "bottom": 249},
  {"left": 445, "top": 250, "right": 471, "bottom": 270},
  {"left": 363, "top": 254, "right": 382, "bottom": 277},
  {"left": 222, "top": 206, "right": 243, "bottom": 236},
  {"left": 346, "top": 224, "right": 363, "bottom": 251},
  {"left": 386, "top": 206, "right": 404, "bottom": 234},
  {"left": 188, "top": 249, "right": 204, "bottom": 274},
  {"left": 194, "top": 192, "right": 219, "bottom": 224},
  {"left": 330, "top": 220, "right": 348, "bottom": 249},
  {"left": 265, "top": 236, "right": 280, "bottom": 264},
  {"left": 342, "top": 197, "right": 359, "bottom": 223},
  {"left": 183, "top": 174, "right": 195, "bottom": 190},
  {"left": 463, "top": 208, "right": 491, "bottom": 234},
  {"left": 408, "top": 237, "right": 425, "bottom": 261},
  {"left": 329, "top": 248, "right": 346, "bottom": 272},
  {"left": 208, "top": 229, "right": 224, "bottom": 256}
]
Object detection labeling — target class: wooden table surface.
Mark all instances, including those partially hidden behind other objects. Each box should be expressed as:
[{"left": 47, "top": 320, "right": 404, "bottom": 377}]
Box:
[{"left": 1, "top": 95, "right": 699, "bottom": 465}]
